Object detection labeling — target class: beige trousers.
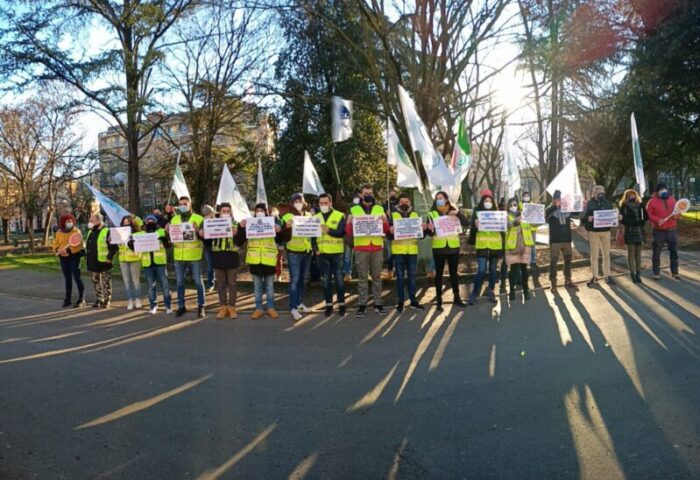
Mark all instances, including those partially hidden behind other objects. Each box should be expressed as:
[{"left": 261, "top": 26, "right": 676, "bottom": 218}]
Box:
[{"left": 589, "top": 231, "right": 611, "bottom": 278}]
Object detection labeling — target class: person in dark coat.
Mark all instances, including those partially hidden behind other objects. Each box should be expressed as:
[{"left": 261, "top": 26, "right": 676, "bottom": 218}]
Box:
[
  {"left": 204, "top": 203, "right": 241, "bottom": 319},
  {"left": 545, "top": 190, "right": 579, "bottom": 293},
  {"left": 583, "top": 185, "right": 616, "bottom": 286},
  {"left": 85, "top": 213, "right": 119, "bottom": 308},
  {"left": 618, "top": 189, "right": 646, "bottom": 283}
]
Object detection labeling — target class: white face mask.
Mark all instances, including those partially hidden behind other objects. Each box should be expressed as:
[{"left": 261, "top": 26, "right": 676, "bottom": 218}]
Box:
[
  {"left": 483, "top": 202, "right": 493, "bottom": 210},
  {"left": 320, "top": 205, "right": 330, "bottom": 214},
  {"left": 522, "top": 196, "right": 530, "bottom": 203},
  {"left": 65, "top": 222, "right": 74, "bottom": 229},
  {"left": 255, "top": 211, "right": 265, "bottom": 218},
  {"left": 220, "top": 213, "right": 231, "bottom": 218},
  {"left": 353, "top": 198, "right": 360, "bottom": 205},
  {"left": 87, "top": 222, "right": 95, "bottom": 229},
  {"left": 293, "top": 202, "right": 303, "bottom": 211},
  {"left": 509, "top": 206, "right": 519, "bottom": 213}
]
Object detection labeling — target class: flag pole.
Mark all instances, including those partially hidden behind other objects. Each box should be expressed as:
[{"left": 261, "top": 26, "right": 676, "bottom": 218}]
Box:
[{"left": 331, "top": 143, "right": 344, "bottom": 197}]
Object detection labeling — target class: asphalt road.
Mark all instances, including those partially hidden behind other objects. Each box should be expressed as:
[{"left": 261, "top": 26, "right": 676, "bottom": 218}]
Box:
[{"left": 1, "top": 264, "right": 699, "bottom": 479}]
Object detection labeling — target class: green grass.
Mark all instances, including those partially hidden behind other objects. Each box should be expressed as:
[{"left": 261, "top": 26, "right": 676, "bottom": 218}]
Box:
[
  {"left": 682, "top": 210, "right": 700, "bottom": 220},
  {"left": 0, "top": 253, "right": 62, "bottom": 272}
]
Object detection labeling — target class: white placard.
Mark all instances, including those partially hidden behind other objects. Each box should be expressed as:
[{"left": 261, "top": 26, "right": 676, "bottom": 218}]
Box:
[
  {"left": 109, "top": 226, "right": 131, "bottom": 245},
  {"left": 561, "top": 193, "right": 584, "bottom": 213},
  {"left": 352, "top": 215, "right": 384, "bottom": 237},
  {"left": 292, "top": 216, "right": 322, "bottom": 238},
  {"left": 204, "top": 217, "right": 233, "bottom": 239},
  {"left": 245, "top": 216, "right": 276, "bottom": 239},
  {"left": 169, "top": 222, "right": 196, "bottom": 243},
  {"left": 133, "top": 233, "right": 160, "bottom": 253},
  {"left": 521, "top": 203, "right": 545, "bottom": 224},
  {"left": 477, "top": 211, "right": 507, "bottom": 232},
  {"left": 393, "top": 217, "right": 424, "bottom": 240},
  {"left": 593, "top": 209, "right": 619, "bottom": 228},
  {"left": 433, "top": 215, "right": 463, "bottom": 237}
]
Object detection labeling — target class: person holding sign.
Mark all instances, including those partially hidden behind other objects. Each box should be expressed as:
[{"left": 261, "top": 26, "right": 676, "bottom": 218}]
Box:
[
  {"left": 117, "top": 215, "right": 143, "bottom": 311},
  {"left": 167, "top": 196, "right": 206, "bottom": 318},
  {"left": 312, "top": 193, "right": 347, "bottom": 317},
  {"left": 618, "top": 189, "right": 647, "bottom": 283},
  {"left": 85, "top": 213, "right": 118, "bottom": 308},
  {"left": 235, "top": 204, "right": 282, "bottom": 320},
  {"left": 427, "top": 191, "right": 469, "bottom": 311},
  {"left": 52, "top": 213, "right": 85, "bottom": 308},
  {"left": 583, "top": 185, "right": 616, "bottom": 287},
  {"left": 545, "top": 190, "right": 580, "bottom": 293},
  {"left": 345, "top": 184, "right": 390, "bottom": 318},
  {"left": 203, "top": 203, "right": 241, "bottom": 320},
  {"left": 389, "top": 193, "right": 427, "bottom": 312},
  {"left": 281, "top": 193, "right": 313, "bottom": 322},
  {"left": 130, "top": 215, "right": 172, "bottom": 314},
  {"left": 505, "top": 198, "right": 533, "bottom": 301},
  {"left": 646, "top": 183, "right": 681, "bottom": 280},
  {"left": 520, "top": 192, "right": 540, "bottom": 272},
  {"left": 468, "top": 190, "right": 503, "bottom": 306}
]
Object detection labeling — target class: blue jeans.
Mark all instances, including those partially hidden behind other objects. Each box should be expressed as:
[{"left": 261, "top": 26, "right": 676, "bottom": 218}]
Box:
[
  {"left": 318, "top": 254, "right": 345, "bottom": 306},
  {"left": 472, "top": 256, "right": 498, "bottom": 297},
  {"left": 174, "top": 260, "right": 205, "bottom": 308},
  {"left": 384, "top": 241, "right": 393, "bottom": 272},
  {"left": 119, "top": 261, "right": 141, "bottom": 300},
  {"left": 287, "top": 252, "right": 310, "bottom": 310},
  {"left": 394, "top": 254, "right": 417, "bottom": 304},
  {"left": 253, "top": 274, "right": 275, "bottom": 310},
  {"left": 652, "top": 229, "right": 679, "bottom": 275},
  {"left": 59, "top": 255, "right": 84, "bottom": 301},
  {"left": 144, "top": 265, "right": 171, "bottom": 309},
  {"left": 343, "top": 245, "right": 353, "bottom": 276},
  {"left": 204, "top": 249, "right": 215, "bottom": 288}
]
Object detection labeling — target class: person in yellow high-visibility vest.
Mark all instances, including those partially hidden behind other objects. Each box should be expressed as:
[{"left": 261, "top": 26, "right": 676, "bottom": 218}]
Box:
[
  {"left": 389, "top": 193, "right": 428, "bottom": 312},
  {"left": 129, "top": 214, "right": 172, "bottom": 314},
  {"left": 281, "top": 193, "right": 313, "bottom": 322},
  {"left": 203, "top": 203, "right": 241, "bottom": 320},
  {"left": 311, "top": 193, "right": 347, "bottom": 317},
  {"left": 85, "top": 213, "right": 118, "bottom": 308},
  {"left": 520, "top": 191, "right": 540, "bottom": 273},
  {"left": 166, "top": 196, "right": 206, "bottom": 319},
  {"left": 235, "top": 203, "right": 283, "bottom": 320},
  {"left": 468, "top": 189, "right": 503, "bottom": 305},
  {"left": 505, "top": 197, "right": 534, "bottom": 302},
  {"left": 118, "top": 215, "right": 143, "bottom": 310}
]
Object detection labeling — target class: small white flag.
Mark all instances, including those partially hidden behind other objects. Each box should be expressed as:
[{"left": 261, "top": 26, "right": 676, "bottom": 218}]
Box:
[
  {"left": 546, "top": 158, "right": 584, "bottom": 213},
  {"left": 388, "top": 119, "right": 422, "bottom": 191},
  {"left": 171, "top": 164, "right": 191, "bottom": 201},
  {"left": 332, "top": 96, "right": 353, "bottom": 143},
  {"left": 216, "top": 164, "right": 251, "bottom": 222},
  {"left": 631, "top": 113, "right": 647, "bottom": 198},
  {"left": 256, "top": 158, "right": 268, "bottom": 207},
  {"left": 302, "top": 151, "right": 325, "bottom": 196},
  {"left": 85, "top": 183, "right": 132, "bottom": 227}
]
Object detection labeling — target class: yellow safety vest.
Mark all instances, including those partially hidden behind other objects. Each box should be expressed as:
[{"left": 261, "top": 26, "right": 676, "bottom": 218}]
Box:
[
  {"left": 282, "top": 211, "right": 312, "bottom": 253},
  {"left": 245, "top": 237, "right": 277, "bottom": 266},
  {"left": 171, "top": 213, "right": 204, "bottom": 262},
  {"left": 314, "top": 210, "right": 345, "bottom": 254},
  {"left": 475, "top": 229, "right": 503, "bottom": 250},
  {"left": 351, "top": 204, "right": 385, "bottom": 248},
  {"left": 87, "top": 227, "right": 110, "bottom": 262},
  {"left": 212, "top": 236, "right": 240, "bottom": 253},
  {"left": 135, "top": 229, "right": 167, "bottom": 267},
  {"left": 505, "top": 214, "right": 534, "bottom": 250},
  {"left": 428, "top": 210, "right": 461, "bottom": 249},
  {"left": 519, "top": 202, "right": 540, "bottom": 232},
  {"left": 118, "top": 232, "right": 142, "bottom": 263},
  {"left": 391, "top": 211, "right": 419, "bottom": 255}
]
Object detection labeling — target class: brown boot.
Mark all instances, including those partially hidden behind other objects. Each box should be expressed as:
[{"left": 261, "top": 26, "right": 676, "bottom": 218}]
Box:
[
  {"left": 227, "top": 306, "right": 238, "bottom": 319},
  {"left": 216, "top": 305, "right": 228, "bottom": 320},
  {"left": 267, "top": 308, "right": 279, "bottom": 319},
  {"left": 250, "top": 309, "right": 264, "bottom": 320}
]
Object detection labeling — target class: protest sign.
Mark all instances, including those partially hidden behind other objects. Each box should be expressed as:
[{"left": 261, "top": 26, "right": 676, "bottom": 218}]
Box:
[
  {"left": 109, "top": 226, "right": 131, "bottom": 245},
  {"left": 593, "top": 209, "right": 619, "bottom": 228},
  {"left": 352, "top": 215, "right": 384, "bottom": 237},
  {"left": 292, "top": 216, "right": 322, "bottom": 238},
  {"left": 433, "top": 215, "right": 463, "bottom": 237},
  {"left": 133, "top": 233, "right": 160, "bottom": 253},
  {"left": 521, "top": 203, "right": 545, "bottom": 224},
  {"left": 477, "top": 211, "right": 507, "bottom": 232},
  {"left": 393, "top": 217, "right": 424, "bottom": 240},
  {"left": 204, "top": 217, "right": 233, "bottom": 239},
  {"left": 169, "top": 222, "right": 196, "bottom": 243},
  {"left": 246, "top": 216, "right": 276, "bottom": 239}
]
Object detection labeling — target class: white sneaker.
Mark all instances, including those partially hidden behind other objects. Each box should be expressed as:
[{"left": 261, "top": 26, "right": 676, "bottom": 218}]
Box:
[
  {"left": 127, "top": 300, "right": 134, "bottom": 311},
  {"left": 291, "top": 308, "right": 303, "bottom": 321},
  {"left": 297, "top": 303, "right": 310, "bottom": 313},
  {"left": 149, "top": 306, "right": 158, "bottom": 315},
  {"left": 135, "top": 299, "right": 143, "bottom": 308},
  {"left": 165, "top": 308, "right": 173, "bottom": 315}
]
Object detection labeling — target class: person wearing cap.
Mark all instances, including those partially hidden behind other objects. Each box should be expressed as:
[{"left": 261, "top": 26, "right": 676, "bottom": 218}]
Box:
[
  {"left": 235, "top": 203, "right": 283, "bottom": 320},
  {"left": 204, "top": 203, "right": 240, "bottom": 319},
  {"left": 202, "top": 204, "right": 217, "bottom": 292},
  {"left": 583, "top": 185, "right": 616, "bottom": 286},
  {"left": 343, "top": 192, "right": 361, "bottom": 282},
  {"left": 281, "top": 193, "right": 313, "bottom": 322},
  {"left": 53, "top": 213, "right": 85, "bottom": 308},
  {"left": 505, "top": 197, "right": 533, "bottom": 301},
  {"left": 345, "top": 183, "right": 391, "bottom": 317},
  {"left": 520, "top": 191, "right": 539, "bottom": 272},
  {"left": 619, "top": 189, "right": 646, "bottom": 283},
  {"left": 312, "top": 193, "right": 347, "bottom": 317},
  {"left": 118, "top": 215, "right": 143, "bottom": 310},
  {"left": 545, "top": 190, "right": 579, "bottom": 293},
  {"left": 85, "top": 212, "right": 119, "bottom": 308},
  {"left": 167, "top": 195, "right": 206, "bottom": 318},
  {"left": 646, "top": 182, "right": 680, "bottom": 280},
  {"left": 468, "top": 189, "right": 502, "bottom": 305},
  {"left": 129, "top": 214, "right": 172, "bottom": 314}
]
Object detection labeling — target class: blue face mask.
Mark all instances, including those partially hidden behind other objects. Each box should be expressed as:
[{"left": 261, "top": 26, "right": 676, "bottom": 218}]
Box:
[
  {"left": 660, "top": 191, "right": 669, "bottom": 200},
  {"left": 435, "top": 199, "right": 446, "bottom": 207}
]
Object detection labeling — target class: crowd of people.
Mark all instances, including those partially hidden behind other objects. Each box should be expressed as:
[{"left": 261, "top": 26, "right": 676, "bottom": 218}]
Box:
[{"left": 51, "top": 182, "right": 684, "bottom": 320}]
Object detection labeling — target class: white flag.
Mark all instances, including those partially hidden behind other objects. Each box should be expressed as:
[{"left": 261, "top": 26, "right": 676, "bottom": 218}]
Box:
[
  {"left": 332, "top": 96, "right": 353, "bottom": 143},
  {"left": 631, "top": 113, "right": 647, "bottom": 197},
  {"left": 501, "top": 126, "right": 521, "bottom": 198},
  {"left": 216, "top": 164, "right": 251, "bottom": 222},
  {"left": 388, "top": 119, "right": 422, "bottom": 190},
  {"left": 397, "top": 85, "right": 452, "bottom": 189},
  {"left": 171, "top": 164, "right": 191, "bottom": 200},
  {"left": 85, "top": 183, "right": 132, "bottom": 226},
  {"left": 256, "top": 158, "right": 268, "bottom": 207},
  {"left": 302, "top": 151, "right": 325, "bottom": 196},
  {"left": 546, "top": 158, "right": 584, "bottom": 213}
]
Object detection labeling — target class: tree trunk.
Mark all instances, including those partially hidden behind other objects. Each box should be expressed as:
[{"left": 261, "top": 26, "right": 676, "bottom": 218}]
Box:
[
  {"left": 2, "top": 218, "right": 9, "bottom": 244},
  {"left": 27, "top": 214, "right": 35, "bottom": 254},
  {"left": 42, "top": 207, "right": 54, "bottom": 246}
]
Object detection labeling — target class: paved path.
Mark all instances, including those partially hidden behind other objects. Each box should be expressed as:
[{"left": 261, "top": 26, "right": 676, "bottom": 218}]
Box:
[{"left": 0, "top": 260, "right": 699, "bottom": 479}]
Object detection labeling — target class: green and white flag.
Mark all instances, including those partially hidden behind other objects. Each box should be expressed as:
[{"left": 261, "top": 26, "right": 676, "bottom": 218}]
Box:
[
  {"left": 256, "top": 158, "right": 268, "bottom": 207},
  {"left": 332, "top": 96, "right": 353, "bottom": 143},
  {"left": 84, "top": 183, "right": 132, "bottom": 227},
  {"left": 302, "top": 151, "right": 325, "bottom": 196},
  {"left": 216, "top": 164, "right": 251, "bottom": 222},
  {"left": 631, "top": 113, "right": 647, "bottom": 197},
  {"left": 387, "top": 119, "right": 422, "bottom": 191},
  {"left": 451, "top": 116, "right": 471, "bottom": 182},
  {"left": 171, "top": 164, "right": 190, "bottom": 200}
]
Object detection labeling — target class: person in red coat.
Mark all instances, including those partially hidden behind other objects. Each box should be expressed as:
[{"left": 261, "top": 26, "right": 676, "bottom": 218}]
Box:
[{"left": 645, "top": 182, "right": 680, "bottom": 280}]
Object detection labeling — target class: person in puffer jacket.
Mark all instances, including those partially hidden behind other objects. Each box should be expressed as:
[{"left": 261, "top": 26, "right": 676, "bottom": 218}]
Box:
[
  {"left": 618, "top": 189, "right": 646, "bottom": 284},
  {"left": 645, "top": 182, "right": 680, "bottom": 280}
]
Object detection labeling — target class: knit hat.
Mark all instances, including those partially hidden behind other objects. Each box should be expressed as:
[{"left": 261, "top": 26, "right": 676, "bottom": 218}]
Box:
[
  {"left": 201, "top": 204, "right": 215, "bottom": 216},
  {"left": 145, "top": 214, "right": 157, "bottom": 223},
  {"left": 656, "top": 182, "right": 668, "bottom": 192},
  {"left": 553, "top": 190, "right": 562, "bottom": 200},
  {"left": 480, "top": 188, "right": 493, "bottom": 198},
  {"left": 593, "top": 185, "right": 605, "bottom": 195},
  {"left": 291, "top": 192, "right": 303, "bottom": 202}
]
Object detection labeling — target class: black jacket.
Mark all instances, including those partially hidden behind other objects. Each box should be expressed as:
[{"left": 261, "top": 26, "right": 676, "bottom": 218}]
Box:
[
  {"left": 583, "top": 197, "right": 614, "bottom": 232},
  {"left": 204, "top": 236, "right": 240, "bottom": 270},
  {"left": 546, "top": 205, "right": 578, "bottom": 244},
  {"left": 85, "top": 225, "right": 118, "bottom": 272},
  {"left": 619, "top": 202, "right": 646, "bottom": 244}
]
